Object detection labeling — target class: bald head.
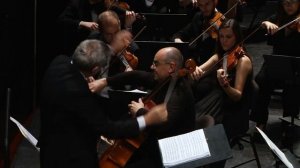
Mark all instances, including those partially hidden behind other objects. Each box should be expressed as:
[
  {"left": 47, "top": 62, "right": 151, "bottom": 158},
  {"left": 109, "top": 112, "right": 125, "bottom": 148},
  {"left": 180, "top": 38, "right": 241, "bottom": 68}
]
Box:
[
  {"left": 98, "top": 10, "right": 121, "bottom": 31},
  {"left": 97, "top": 10, "right": 121, "bottom": 43},
  {"left": 158, "top": 47, "right": 183, "bottom": 70}
]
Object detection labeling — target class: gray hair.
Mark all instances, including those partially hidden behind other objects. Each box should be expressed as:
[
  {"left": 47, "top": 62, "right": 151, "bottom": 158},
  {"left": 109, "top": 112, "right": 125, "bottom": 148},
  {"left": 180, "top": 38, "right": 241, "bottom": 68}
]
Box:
[
  {"left": 164, "top": 47, "right": 184, "bottom": 70},
  {"left": 72, "top": 39, "right": 111, "bottom": 72}
]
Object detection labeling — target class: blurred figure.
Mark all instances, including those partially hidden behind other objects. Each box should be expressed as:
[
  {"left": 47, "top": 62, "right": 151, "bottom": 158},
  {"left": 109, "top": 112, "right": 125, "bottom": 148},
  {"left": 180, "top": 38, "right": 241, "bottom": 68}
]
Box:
[
  {"left": 39, "top": 39, "right": 168, "bottom": 168},
  {"left": 251, "top": 0, "right": 300, "bottom": 135},
  {"left": 172, "top": 0, "right": 224, "bottom": 65}
]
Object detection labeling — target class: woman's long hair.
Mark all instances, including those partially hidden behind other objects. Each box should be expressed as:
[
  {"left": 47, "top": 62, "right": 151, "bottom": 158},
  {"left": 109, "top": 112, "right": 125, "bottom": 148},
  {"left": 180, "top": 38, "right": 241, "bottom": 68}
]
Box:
[
  {"left": 216, "top": 18, "right": 243, "bottom": 58},
  {"left": 276, "top": 0, "right": 300, "bottom": 26}
]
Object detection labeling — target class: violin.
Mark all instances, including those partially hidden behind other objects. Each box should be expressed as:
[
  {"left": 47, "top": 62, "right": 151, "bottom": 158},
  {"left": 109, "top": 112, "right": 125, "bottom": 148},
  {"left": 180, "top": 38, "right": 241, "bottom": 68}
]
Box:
[
  {"left": 122, "top": 50, "right": 138, "bottom": 69},
  {"left": 98, "top": 59, "right": 196, "bottom": 168},
  {"left": 189, "top": 1, "right": 245, "bottom": 47},
  {"left": 107, "top": 0, "right": 146, "bottom": 21},
  {"left": 116, "top": 26, "right": 147, "bottom": 71},
  {"left": 204, "top": 12, "right": 225, "bottom": 39},
  {"left": 286, "top": 16, "right": 300, "bottom": 32},
  {"left": 225, "top": 45, "right": 245, "bottom": 72}
]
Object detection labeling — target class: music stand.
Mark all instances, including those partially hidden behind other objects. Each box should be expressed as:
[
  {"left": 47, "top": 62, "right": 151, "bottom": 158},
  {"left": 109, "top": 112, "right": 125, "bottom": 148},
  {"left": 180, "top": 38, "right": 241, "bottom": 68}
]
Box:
[
  {"left": 135, "top": 41, "right": 190, "bottom": 71},
  {"left": 256, "top": 127, "right": 300, "bottom": 168},
  {"left": 263, "top": 54, "right": 300, "bottom": 157},
  {"left": 133, "top": 13, "right": 190, "bottom": 41},
  {"left": 172, "top": 124, "right": 232, "bottom": 168},
  {"left": 263, "top": 54, "right": 297, "bottom": 81}
]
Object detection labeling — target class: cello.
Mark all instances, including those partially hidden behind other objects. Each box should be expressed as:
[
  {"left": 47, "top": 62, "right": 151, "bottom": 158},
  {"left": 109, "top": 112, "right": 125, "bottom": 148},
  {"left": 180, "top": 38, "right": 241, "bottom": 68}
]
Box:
[{"left": 98, "top": 59, "right": 197, "bottom": 168}]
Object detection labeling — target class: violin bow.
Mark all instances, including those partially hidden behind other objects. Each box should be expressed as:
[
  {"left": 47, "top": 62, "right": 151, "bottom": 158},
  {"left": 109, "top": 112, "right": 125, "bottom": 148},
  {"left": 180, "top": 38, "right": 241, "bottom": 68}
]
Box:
[
  {"left": 189, "top": 0, "right": 244, "bottom": 47},
  {"left": 99, "top": 26, "right": 147, "bottom": 77},
  {"left": 275, "top": 16, "right": 300, "bottom": 32},
  {"left": 199, "top": 18, "right": 262, "bottom": 78}
]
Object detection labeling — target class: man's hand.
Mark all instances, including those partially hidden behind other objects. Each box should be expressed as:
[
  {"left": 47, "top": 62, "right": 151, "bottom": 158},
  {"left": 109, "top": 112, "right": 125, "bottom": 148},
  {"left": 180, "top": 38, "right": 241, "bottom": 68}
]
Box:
[
  {"left": 88, "top": 78, "right": 108, "bottom": 93},
  {"left": 144, "top": 103, "right": 168, "bottom": 126},
  {"left": 179, "top": 0, "right": 197, "bottom": 8},
  {"left": 125, "top": 11, "right": 137, "bottom": 29},
  {"left": 128, "top": 98, "right": 144, "bottom": 117},
  {"left": 174, "top": 38, "right": 184, "bottom": 43},
  {"left": 79, "top": 21, "right": 99, "bottom": 31}
]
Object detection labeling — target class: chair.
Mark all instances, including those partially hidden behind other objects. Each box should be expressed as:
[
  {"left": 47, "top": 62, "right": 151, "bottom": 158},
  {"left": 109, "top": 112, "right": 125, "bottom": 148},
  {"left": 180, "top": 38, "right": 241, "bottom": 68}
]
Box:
[{"left": 228, "top": 80, "right": 262, "bottom": 168}]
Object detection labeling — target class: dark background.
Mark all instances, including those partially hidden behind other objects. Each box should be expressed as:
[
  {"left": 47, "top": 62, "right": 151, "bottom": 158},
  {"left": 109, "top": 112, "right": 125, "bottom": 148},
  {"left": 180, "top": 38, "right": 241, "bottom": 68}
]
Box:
[{"left": 0, "top": 0, "right": 69, "bottom": 165}]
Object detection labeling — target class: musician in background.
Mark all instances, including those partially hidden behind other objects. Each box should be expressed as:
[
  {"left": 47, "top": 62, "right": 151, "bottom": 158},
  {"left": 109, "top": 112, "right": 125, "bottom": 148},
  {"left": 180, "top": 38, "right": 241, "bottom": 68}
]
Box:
[
  {"left": 191, "top": 19, "right": 253, "bottom": 140},
  {"left": 39, "top": 39, "right": 168, "bottom": 168},
  {"left": 89, "top": 10, "right": 138, "bottom": 74},
  {"left": 88, "top": 10, "right": 141, "bottom": 121},
  {"left": 251, "top": 0, "right": 300, "bottom": 142},
  {"left": 57, "top": 0, "right": 137, "bottom": 56},
  {"left": 172, "top": 0, "right": 223, "bottom": 65},
  {"left": 89, "top": 47, "right": 195, "bottom": 167}
]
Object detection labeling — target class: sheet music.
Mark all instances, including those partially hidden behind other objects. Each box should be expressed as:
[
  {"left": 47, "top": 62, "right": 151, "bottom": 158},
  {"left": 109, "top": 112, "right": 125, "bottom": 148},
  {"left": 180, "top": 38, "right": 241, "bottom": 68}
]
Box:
[
  {"left": 10, "top": 116, "right": 40, "bottom": 151},
  {"left": 158, "top": 129, "right": 210, "bottom": 167},
  {"left": 120, "top": 89, "right": 148, "bottom": 94},
  {"left": 256, "top": 127, "right": 293, "bottom": 168}
]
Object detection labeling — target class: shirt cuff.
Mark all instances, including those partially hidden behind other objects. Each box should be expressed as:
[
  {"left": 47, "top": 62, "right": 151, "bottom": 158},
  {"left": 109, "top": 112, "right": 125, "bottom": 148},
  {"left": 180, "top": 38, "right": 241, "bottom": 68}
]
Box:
[{"left": 137, "top": 116, "right": 146, "bottom": 131}]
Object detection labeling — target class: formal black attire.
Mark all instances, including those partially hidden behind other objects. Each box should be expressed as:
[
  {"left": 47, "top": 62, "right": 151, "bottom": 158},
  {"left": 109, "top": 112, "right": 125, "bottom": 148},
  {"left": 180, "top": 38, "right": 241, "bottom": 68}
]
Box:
[
  {"left": 39, "top": 55, "right": 142, "bottom": 168},
  {"left": 172, "top": 11, "right": 220, "bottom": 65},
  {"left": 57, "top": 0, "right": 107, "bottom": 55},
  {"left": 106, "top": 70, "right": 195, "bottom": 167},
  {"left": 194, "top": 54, "right": 253, "bottom": 140},
  {"left": 250, "top": 14, "right": 300, "bottom": 125}
]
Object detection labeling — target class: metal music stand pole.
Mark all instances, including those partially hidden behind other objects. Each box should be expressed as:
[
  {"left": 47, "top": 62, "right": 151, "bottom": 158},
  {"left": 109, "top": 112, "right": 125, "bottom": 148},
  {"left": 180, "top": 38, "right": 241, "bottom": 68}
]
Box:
[{"left": 4, "top": 88, "right": 11, "bottom": 168}]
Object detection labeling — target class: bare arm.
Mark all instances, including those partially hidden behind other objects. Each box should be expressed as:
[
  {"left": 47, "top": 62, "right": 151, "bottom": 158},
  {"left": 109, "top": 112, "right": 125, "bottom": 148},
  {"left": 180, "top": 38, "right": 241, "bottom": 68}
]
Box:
[
  {"left": 218, "top": 56, "right": 252, "bottom": 101},
  {"left": 190, "top": 54, "right": 219, "bottom": 80}
]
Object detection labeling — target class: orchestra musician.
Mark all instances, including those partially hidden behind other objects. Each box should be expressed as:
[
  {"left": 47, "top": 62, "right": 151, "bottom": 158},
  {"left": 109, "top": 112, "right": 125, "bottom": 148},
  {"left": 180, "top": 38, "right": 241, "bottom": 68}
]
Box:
[
  {"left": 88, "top": 47, "right": 195, "bottom": 167},
  {"left": 38, "top": 39, "right": 168, "bottom": 168},
  {"left": 172, "top": 0, "right": 224, "bottom": 65},
  {"left": 57, "top": 0, "right": 137, "bottom": 56},
  {"left": 88, "top": 11, "right": 140, "bottom": 120},
  {"left": 251, "top": 0, "right": 300, "bottom": 142},
  {"left": 190, "top": 19, "right": 253, "bottom": 141},
  {"left": 89, "top": 10, "right": 139, "bottom": 75}
]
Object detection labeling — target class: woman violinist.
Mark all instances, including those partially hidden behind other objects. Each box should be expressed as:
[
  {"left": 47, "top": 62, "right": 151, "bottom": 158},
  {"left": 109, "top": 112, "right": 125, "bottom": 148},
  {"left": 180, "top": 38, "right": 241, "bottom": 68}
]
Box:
[
  {"left": 191, "top": 19, "right": 253, "bottom": 140},
  {"left": 251, "top": 0, "right": 300, "bottom": 140}
]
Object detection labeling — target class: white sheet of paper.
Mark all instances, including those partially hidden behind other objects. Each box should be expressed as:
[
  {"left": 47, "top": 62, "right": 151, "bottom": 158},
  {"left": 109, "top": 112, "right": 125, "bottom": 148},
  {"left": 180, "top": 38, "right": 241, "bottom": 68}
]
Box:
[
  {"left": 10, "top": 116, "right": 40, "bottom": 151},
  {"left": 121, "top": 89, "right": 148, "bottom": 94},
  {"left": 256, "top": 127, "right": 293, "bottom": 168},
  {"left": 158, "top": 129, "right": 210, "bottom": 167}
]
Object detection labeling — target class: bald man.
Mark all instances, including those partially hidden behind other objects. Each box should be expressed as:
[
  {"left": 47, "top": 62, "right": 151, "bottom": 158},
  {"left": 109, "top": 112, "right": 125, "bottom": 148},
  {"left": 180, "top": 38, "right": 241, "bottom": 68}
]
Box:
[{"left": 89, "top": 47, "right": 195, "bottom": 167}]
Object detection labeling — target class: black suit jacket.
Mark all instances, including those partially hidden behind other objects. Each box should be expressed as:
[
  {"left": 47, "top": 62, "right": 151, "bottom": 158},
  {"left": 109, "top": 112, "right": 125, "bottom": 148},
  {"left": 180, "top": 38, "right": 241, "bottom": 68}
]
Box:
[
  {"left": 107, "top": 71, "right": 195, "bottom": 167},
  {"left": 39, "top": 55, "right": 140, "bottom": 168},
  {"left": 172, "top": 11, "right": 218, "bottom": 64}
]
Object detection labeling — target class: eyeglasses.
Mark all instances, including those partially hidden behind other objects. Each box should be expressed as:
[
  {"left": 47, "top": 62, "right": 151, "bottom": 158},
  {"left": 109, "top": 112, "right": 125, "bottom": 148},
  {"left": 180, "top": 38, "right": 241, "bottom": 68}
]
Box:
[{"left": 152, "top": 60, "right": 170, "bottom": 67}]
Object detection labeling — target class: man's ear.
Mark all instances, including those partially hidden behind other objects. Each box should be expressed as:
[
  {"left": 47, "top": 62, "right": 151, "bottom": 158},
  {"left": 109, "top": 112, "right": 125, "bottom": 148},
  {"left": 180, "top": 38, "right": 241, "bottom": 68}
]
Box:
[{"left": 168, "top": 62, "right": 176, "bottom": 74}]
